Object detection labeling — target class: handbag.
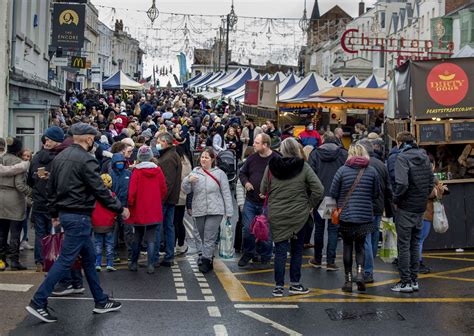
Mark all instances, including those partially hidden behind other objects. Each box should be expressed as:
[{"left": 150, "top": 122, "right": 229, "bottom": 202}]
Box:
[
  {"left": 331, "top": 168, "right": 365, "bottom": 225},
  {"left": 250, "top": 171, "right": 271, "bottom": 242},
  {"left": 41, "top": 232, "right": 81, "bottom": 272}
]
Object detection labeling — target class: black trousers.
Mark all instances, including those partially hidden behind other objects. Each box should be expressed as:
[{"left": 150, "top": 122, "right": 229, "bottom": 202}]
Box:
[
  {"left": 342, "top": 235, "right": 365, "bottom": 273},
  {"left": 174, "top": 205, "right": 186, "bottom": 247},
  {"left": 0, "top": 219, "right": 23, "bottom": 263}
]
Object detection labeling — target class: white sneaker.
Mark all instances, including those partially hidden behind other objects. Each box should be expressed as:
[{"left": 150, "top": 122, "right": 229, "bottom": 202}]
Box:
[
  {"left": 20, "top": 241, "right": 34, "bottom": 250},
  {"left": 175, "top": 244, "right": 189, "bottom": 255}
]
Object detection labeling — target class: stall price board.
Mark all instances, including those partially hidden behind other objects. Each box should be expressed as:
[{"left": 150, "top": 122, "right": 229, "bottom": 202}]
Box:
[
  {"left": 416, "top": 122, "right": 447, "bottom": 145},
  {"left": 450, "top": 122, "right": 474, "bottom": 143}
]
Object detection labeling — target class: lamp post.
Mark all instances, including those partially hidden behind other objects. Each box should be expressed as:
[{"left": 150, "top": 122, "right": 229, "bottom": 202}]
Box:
[{"left": 224, "top": 1, "right": 238, "bottom": 72}]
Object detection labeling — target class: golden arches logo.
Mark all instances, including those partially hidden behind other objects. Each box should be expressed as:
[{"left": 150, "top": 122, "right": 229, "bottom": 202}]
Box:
[{"left": 59, "top": 10, "right": 79, "bottom": 25}]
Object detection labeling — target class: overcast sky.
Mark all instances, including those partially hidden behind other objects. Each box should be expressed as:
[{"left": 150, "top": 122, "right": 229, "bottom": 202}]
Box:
[{"left": 92, "top": 0, "right": 378, "bottom": 76}]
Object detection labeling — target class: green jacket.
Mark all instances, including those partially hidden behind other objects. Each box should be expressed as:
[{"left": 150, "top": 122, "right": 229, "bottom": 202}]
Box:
[{"left": 261, "top": 157, "right": 324, "bottom": 243}]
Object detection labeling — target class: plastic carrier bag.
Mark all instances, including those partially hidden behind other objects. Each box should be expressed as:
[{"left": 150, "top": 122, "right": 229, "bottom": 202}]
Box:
[
  {"left": 219, "top": 219, "right": 234, "bottom": 259},
  {"left": 433, "top": 200, "right": 449, "bottom": 233},
  {"left": 379, "top": 218, "right": 398, "bottom": 263}
]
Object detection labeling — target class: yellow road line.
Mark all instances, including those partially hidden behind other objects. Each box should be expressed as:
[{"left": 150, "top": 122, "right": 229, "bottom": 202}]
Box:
[
  {"left": 431, "top": 275, "right": 474, "bottom": 282},
  {"left": 213, "top": 259, "right": 251, "bottom": 301},
  {"left": 423, "top": 256, "right": 474, "bottom": 262},
  {"left": 424, "top": 252, "right": 474, "bottom": 256},
  {"left": 238, "top": 297, "right": 474, "bottom": 303},
  {"left": 233, "top": 264, "right": 312, "bottom": 276}
]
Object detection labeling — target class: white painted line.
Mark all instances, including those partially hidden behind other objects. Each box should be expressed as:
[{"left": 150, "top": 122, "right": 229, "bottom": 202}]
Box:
[
  {"left": 177, "top": 296, "right": 188, "bottom": 301},
  {"left": 196, "top": 277, "right": 207, "bottom": 282},
  {"left": 201, "top": 289, "right": 213, "bottom": 294},
  {"left": 0, "top": 283, "right": 34, "bottom": 292},
  {"left": 50, "top": 297, "right": 211, "bottom": 302},
  {"left": 204, "top": 296, "right": 215, "bottom": 302},
  {"left": 208, "top": 306, "right": 221, "bottom": 317},
  {"left": 172, "top": 269, "right": 181, "bottom": 273},
  {"left": 175, "top": 282, "right": 185, "bottom": 287},
  {"left": 171, "top": 265, "right": 179, "bottom": 269},
  {"left": 176, "top": 288, "right": 187, "bottom": 294},
  {"left": 234, "top": 304, "right": 299, "bottom": 309},
  {"left": 199, "top": 282, "right": 210, "bottom": 288},
  {"left": 214, "top": 324, "right": 228, "bottom": 336},
  {"left": 173, "top": 277, "right": 183, "bottom": 282},
  {"left": 239, "top": 310, "right": 302, "bottom": 336}
]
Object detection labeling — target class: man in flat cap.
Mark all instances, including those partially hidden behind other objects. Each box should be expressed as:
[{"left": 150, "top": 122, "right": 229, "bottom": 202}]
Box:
[{"left": 26, "top": 123, "right": 130, "bottom": 323}]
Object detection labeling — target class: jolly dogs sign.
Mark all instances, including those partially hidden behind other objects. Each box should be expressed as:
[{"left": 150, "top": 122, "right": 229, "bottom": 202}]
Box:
[{"left": 411, "top": 58, "right": 473, "bottom": 120}]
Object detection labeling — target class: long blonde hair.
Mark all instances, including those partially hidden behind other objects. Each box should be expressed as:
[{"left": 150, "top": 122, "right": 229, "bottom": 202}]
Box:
[
  {"left": 348, "top": 143, "right": 369, "bottom": 160},
  {"left": 280, "top": 138, "right": 304, "bottom": 159}
]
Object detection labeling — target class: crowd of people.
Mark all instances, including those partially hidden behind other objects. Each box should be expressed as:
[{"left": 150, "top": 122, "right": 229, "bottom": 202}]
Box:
[{"left": 0, "top": 87, "right": 443, "bottom": 322}]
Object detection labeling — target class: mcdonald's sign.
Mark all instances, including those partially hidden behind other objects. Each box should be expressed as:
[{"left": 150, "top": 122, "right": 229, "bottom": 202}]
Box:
[{"left": 70, "top": 56, "right": 86, "bottom": 69}]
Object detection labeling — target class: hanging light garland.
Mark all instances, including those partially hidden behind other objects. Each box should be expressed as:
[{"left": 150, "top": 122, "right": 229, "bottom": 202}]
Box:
[
  {"left": 299, "top": 0, "right": 309, "bottom": 34},
  {"left": 147, "top": 0, "right": 159, "bottom": 25}
]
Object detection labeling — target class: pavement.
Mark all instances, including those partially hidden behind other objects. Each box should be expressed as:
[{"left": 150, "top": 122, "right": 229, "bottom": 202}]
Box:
[{"left": 2, "top": 243, "right": 474, "bottom": 336}]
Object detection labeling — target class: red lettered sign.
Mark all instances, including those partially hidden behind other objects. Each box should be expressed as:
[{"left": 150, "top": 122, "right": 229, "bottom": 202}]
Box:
[{"left": 244, "top": 80, "right": 260, "bottom": 105}]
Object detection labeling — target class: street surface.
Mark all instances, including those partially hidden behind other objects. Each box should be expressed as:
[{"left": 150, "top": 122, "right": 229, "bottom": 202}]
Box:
[{"left": 2, "top": 246, "right": 474, "bottom": 335}]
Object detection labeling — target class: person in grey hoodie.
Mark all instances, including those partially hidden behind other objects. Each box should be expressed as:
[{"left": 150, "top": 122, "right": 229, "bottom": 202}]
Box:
[{"left": 182, "top": 147, "right": 233, "bottom": 273}]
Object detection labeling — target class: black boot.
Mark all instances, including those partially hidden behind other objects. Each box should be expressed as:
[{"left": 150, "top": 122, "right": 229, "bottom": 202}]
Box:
[
  {"left": 356, "top": 265, "right": 366, "bottom": 292},
  {"left": 342, "top": 272, "right": 353, "bottom": 292},
  {"left": 10, "top": 262, "right": 27, "bottom": 271},
  {"left": 199, "top": 258, "right": 212, "bottom": 273}
]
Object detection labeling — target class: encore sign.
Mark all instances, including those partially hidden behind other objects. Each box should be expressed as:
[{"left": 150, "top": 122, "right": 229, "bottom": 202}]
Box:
[{"left": 341, "top": 29, "right": 454, "bottom": 66}]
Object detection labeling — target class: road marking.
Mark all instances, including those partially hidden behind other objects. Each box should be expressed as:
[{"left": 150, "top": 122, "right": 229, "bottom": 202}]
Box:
[
  {"left": 423, "top": 256, "right": 474, "bottom": 262},
  {"left": 50, "top": 297, "right": 215, "bottom": 302},
  {"left": 174, "top": 277, "right": 184, "bottom": 282},
  {"left": 175, "top": 282, "right": 185, "bottom": 287},
  {"left": 202, "top": 289, "right": 213, "bottom": 294},
  {"left": 205, "top": 296, "right": 216, "bottom": 301},
  {"left": 214, "top": 259, "right": 251, "bottom": 301},
  {"left": 239, "top": 310, "right": 302, "bottom": 336},
  {"left": 234, "top": 304, "right": 299, "bottom": 309},
  {"left": 176, "top": 288, "right": 187, "bottom": 294},
  {"left": 208, "top": 306, "right": 221, "bottom": 317},
  {"left": 431, "top": 275, "right": 474, "bottom": 282},
  {"left": 0, "top": 283, "right": 34, "bottom": 292},
  {"left": 213, "top": 324, "right": 228, "bottom": 336},
  {"left": 172, "top": 269, "right": 181, "bottom": 273},
  {"left": 233, "top": 264, "right": 312, "bottom": 276},
  {"left": 177, "top": 296, "right": 188, "bottom": 301},
  {"left": 199, "top": 282, "right": 210, "bottom": 288}
]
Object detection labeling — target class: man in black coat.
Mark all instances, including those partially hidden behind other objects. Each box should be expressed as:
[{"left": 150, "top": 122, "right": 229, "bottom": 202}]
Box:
[
  {"left": 308, "top": 132, "right": 348, "bottom": 270},
  {"left": 391, "top": 132, "right": 434, "bottom": 293}
]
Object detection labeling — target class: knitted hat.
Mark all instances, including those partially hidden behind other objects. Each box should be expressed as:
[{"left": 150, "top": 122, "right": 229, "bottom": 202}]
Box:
[
  {"left": 101, "top": 173, "right": 112, "bottom": 189},
  {"left": 44, "top": 126, "right": 64, "bottom": 143},
  {"left": 137, "top": 145, "right": 153, "bottom": 162},
  {"left": 6, "top": 137, "right": 22, "bottom": 155},
  {"left": 141, "top": 128, "right": 153, "bottom": 138}
]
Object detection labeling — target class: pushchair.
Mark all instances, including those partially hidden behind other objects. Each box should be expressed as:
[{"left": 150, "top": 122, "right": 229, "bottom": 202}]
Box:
[{"left": 217, "top": 149, "right": 237, "bottom": 189}]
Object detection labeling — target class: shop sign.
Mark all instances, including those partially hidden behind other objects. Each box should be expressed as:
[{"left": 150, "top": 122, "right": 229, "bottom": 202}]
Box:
[
  {"left": 70, "top": 56, "right": 86, "bottom": 69},
  {"left": 341, "top": 28, "right": 454, "bottom": 66},
  {"left": 51, "top": 57, "right": 69, "bottom": 67},
  {"left": 51, "top": 3, "right": 85, "bottom": 49},
  {"left": 411, "top": 58, "right": 474, "bottom": 120},
  {"left": 244, "top": 80, "right": 260, "bottom": 105},
  {"left": 258, "top": 80, "right": 277, "bottom": 109}
]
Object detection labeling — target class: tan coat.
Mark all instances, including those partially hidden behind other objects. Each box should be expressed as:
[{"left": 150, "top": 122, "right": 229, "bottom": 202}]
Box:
[{"left": 0, "top": 154, "right": 31, "bottom": 221}]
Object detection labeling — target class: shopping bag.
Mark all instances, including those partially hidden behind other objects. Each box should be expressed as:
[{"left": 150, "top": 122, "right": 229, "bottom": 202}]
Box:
[
  {"left": 250, "top": 214, "right": 269, "bottom": 243},
  {"left": 433, "top": 201, "right": 449, "bottom": 233},
  {"left": 41, "top": 233, "right": 81, "bottom": 272},
  {"left": 219, "top": 219, "right": 234, "bottom": 259},
  {"left": 379, "top": 218, "right": 398, "bottom": 263}
]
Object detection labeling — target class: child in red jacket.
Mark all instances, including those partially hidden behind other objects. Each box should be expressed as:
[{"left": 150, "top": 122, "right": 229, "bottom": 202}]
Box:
[
  {"left": 126, "top": 145, "right": 167, "bottom": 274},
  {"left": 92, "top": 174, "right": 118, "bottom": 272}
]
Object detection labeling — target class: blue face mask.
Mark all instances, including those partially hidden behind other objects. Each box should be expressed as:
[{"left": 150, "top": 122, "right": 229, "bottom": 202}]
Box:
[
  {"left": 156, "top": 143, "right": 162, "bottom": 151},
  {"left": 115, "top": 162, "right": 125, "bottom": 170}
]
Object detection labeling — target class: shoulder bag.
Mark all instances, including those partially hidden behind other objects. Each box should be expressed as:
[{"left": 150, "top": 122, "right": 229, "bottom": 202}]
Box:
[{"left": 331, "top": 168, "right": 365, "bottom": 225}]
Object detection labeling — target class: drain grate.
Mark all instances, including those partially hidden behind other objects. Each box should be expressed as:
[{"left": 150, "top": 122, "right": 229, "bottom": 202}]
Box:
[{"left": 326, "top": 309, "right": 406, "bottom": 321}]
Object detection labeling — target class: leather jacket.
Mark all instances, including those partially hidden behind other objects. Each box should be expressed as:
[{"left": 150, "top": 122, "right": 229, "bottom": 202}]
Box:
[{"left": 47, "top": 144, "right": 123, "bottom": 218}]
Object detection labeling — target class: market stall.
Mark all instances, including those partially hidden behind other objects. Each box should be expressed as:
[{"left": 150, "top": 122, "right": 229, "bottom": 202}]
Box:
[{"left": 409, "top": 57, "right": 474, "bottom": 249}]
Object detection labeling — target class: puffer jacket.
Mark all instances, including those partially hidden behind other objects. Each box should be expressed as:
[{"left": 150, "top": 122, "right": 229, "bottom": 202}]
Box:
[
  {"left": 261, "top": 158, "right": 324, "bottom": 243},
  {"left": 330, "top": 156, "right": 380, "bottom": 224},
  {"left": 308, "top": 142, "right": 348, "bottom": 196},
  {"left": 368, "top": 154, "right": 393, "bottom": 217},
  {"left": 393, "top": 144, "right": 434, "bottom": 214},
  {"left": 0, "top": 153, "right": 31, "bottom": 221},
  {"left": 110, "top": 153, "right": 131, "bottom": 207},
  {"left": 181, "top": 167, "right": 233, "bottom": 218},
  {"left": 386, "top": 146, "right": 400, "bottom": 189}
]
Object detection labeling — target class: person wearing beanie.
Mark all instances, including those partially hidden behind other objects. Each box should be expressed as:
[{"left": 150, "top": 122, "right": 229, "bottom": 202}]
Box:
[
  {"left": 44, "top": 126, "right": 64, "bottom": 144},
  {"left": 92, "top": 174, "right": 118, "bottom": 272},
  {"left": 126, "top": 145, "right": 167, "bottom": 274},
  {"left": 0, "top": 137, "right": 31, "bottom": 271}
]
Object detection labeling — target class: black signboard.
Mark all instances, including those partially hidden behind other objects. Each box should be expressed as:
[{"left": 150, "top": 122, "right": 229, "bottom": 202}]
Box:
[
  {"left": 450, "top": 122, "right": 474, "bottom": 142},
  {"left": 70, "top": 56, "right": 86, "bottom": 69},
  {"left": 411, "top": 58, "right": 474, "bottom": 120},
  {"left": 418, "top": 123, "right": 446, "bottom": 143},
  {"left": 51, "top": 3, "right": 85, "bottom": 49}
]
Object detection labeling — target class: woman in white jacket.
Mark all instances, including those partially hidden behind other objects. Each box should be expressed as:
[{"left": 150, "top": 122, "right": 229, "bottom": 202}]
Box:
[{"left": 182, "top": 147, "right": 233, "bottom": 273}]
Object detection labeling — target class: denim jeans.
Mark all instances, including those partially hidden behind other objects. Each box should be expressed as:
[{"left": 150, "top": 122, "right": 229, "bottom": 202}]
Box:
[
  {"left": 21, "top": 206, "right": 31, "bottom": 242},
  {"left": 154, "top": 203, "right": 175, "bottom": 263},
  {"left": 132, "top": 225, "right": 157, "bottom": 266},
  {"left": 242, "top": 200, "right": 272, "bottom": 261},
  {"left": 364, "top": 215, "right": 381, "bottom": 275},
  {"left": 395, "top": 209, "right": 423, "bottom": 283},
  {"left": 95, "top": 231, "right": 115, "bottom": 267},
  {"left": 32, "top": 212, "right": 52, "bottom": 264},
  {"left": 313, "top": 210, "right": 338, "bottom": 264},
  {"left": 419, "top": 220, "right": 432, "bottom": 262},
  {"left": 32, "top": 213, "right": 108, "bottom": 307},
  {"left": 274, "top": 226, "right": 305, "bottom": 287}
]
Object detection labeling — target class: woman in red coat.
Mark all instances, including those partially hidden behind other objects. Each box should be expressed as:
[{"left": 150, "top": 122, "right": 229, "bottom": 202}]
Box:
[{"left": 126, "top": 145, "right": 167, "bottom": 274}]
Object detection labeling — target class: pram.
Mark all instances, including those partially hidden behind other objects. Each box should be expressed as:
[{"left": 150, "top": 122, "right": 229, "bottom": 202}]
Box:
[{"left": 217, "top": 149, "right": 238, "bottom": 189}]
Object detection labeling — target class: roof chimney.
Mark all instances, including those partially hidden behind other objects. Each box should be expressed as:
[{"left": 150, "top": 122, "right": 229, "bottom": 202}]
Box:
[{"left": 359, "top": 0, "right": 365, "bottom": 17}]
